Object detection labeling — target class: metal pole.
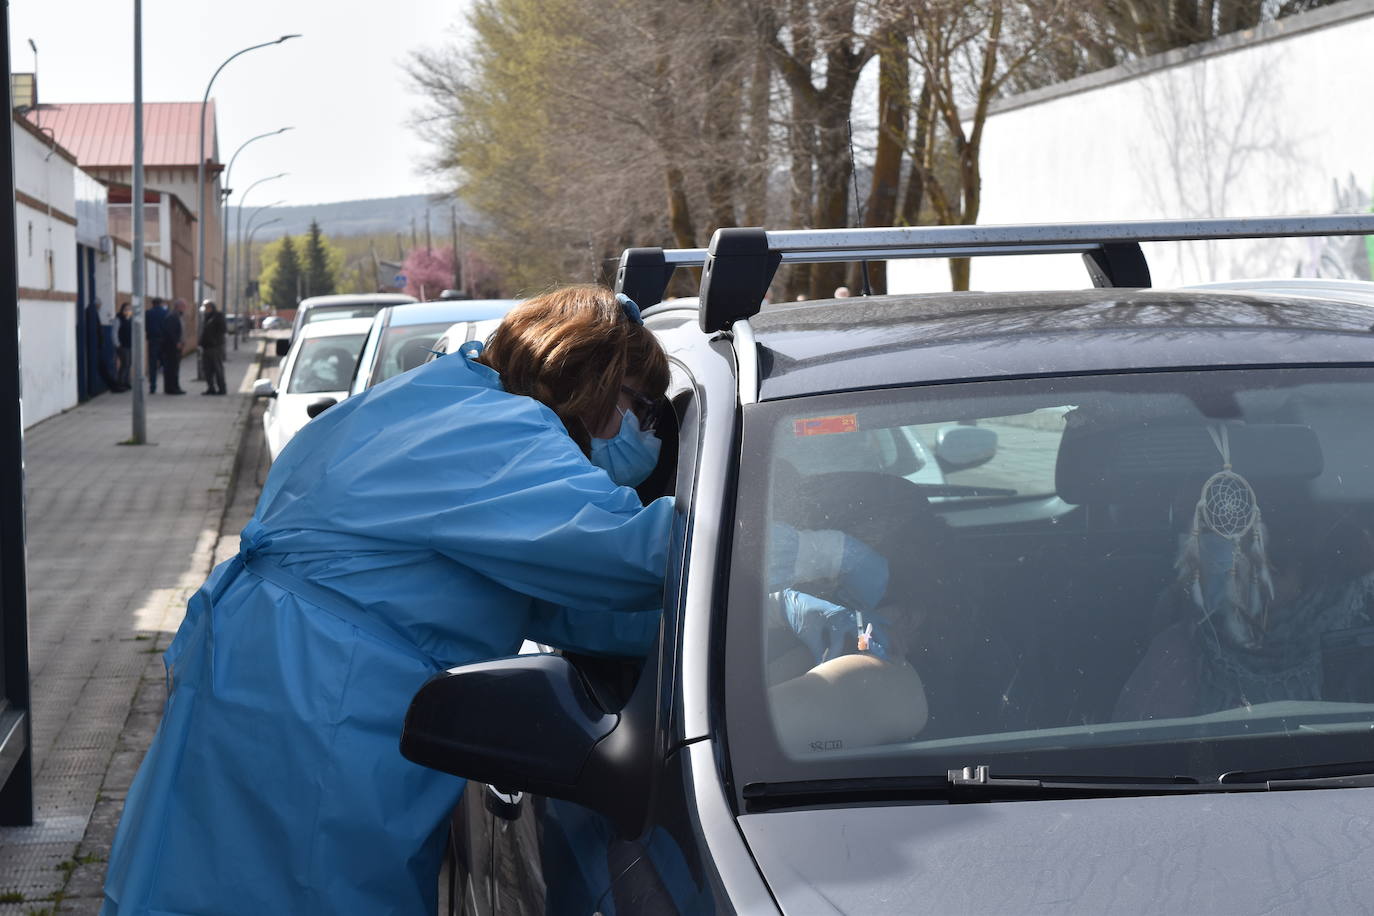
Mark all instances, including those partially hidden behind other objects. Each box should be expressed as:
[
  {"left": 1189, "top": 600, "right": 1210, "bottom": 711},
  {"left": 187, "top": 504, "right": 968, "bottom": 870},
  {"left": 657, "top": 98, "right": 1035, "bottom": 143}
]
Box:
[
  {"left": 194, "top": 36, "right": 300, "bottom": 320},
  {"left": 244, "top": 217, "right": 282, "bottom": 321},
  {"left": 131, "top": 0, "right": 147, "bottom": 443},
  {"left": 0, "top": 0, "right": 36, "bottom": 827}
]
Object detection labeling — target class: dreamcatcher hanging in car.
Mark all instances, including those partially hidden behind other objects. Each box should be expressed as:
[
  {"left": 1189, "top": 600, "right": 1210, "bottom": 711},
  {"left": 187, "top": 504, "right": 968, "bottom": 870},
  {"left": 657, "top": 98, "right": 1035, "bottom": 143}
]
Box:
[{"left": 1178, "top": 424, "right": 1274, "bottom": 650}]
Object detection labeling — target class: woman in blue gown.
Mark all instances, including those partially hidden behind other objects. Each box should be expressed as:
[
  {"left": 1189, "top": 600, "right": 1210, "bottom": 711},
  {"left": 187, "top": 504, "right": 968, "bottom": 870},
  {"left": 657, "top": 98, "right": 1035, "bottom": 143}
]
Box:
[{"left": 102, "top": 286, "right": 675, "bottom": 915}]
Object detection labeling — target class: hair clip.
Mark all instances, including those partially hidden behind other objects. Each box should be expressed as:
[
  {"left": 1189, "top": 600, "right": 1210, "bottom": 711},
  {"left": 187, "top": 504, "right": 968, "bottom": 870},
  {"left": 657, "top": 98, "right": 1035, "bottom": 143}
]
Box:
[{"left": 615, "top": 292, "right": 644, "bottom": 326}]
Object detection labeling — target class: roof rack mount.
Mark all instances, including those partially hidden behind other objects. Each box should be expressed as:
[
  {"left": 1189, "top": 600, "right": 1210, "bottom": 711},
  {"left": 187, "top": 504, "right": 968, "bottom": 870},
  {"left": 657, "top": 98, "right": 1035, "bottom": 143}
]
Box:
[{"left": 614, "top": 215, "right": 1374, "bottom": 333}]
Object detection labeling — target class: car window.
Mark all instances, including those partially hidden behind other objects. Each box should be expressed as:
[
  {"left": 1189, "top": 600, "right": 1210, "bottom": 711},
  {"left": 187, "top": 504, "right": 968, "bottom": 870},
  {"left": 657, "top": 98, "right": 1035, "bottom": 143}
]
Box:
[
  {"left": 369, "top": 322, "right": 452, "bottom": 385},
  {"left": 302, "top": 304, "right": 383, "bottom": 327},
  {"left": 287, "top": 334, "right": 367, "bottom": 394},
  {"left": 726, "top": 367, "right": 1374, "bottom": 788}
]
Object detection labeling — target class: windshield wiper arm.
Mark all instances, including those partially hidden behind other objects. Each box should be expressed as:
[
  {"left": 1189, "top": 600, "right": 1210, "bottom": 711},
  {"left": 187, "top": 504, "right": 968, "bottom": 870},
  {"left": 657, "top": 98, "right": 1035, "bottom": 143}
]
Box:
[
  {"left": 943, "top": 765, "right": 1203, "bottom": 800},
  {"left": 743, "top": 767, "right": 1206, "bottom": 810}
]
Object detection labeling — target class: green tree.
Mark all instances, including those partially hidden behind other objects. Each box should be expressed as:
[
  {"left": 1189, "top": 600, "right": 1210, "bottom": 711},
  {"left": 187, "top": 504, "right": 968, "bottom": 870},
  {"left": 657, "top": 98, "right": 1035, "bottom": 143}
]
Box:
[
  {"left": 303, "top": 220, "right": 338, "bottom": 298},
  {"left": 268, "top": 235, "right": 301, "bottom": 309}
]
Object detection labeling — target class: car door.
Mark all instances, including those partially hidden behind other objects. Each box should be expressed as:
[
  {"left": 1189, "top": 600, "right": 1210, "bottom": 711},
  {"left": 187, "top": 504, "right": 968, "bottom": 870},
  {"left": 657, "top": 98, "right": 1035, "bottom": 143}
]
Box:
[{"left": 456, "top": 370, "right": 699, "bottom": 914}]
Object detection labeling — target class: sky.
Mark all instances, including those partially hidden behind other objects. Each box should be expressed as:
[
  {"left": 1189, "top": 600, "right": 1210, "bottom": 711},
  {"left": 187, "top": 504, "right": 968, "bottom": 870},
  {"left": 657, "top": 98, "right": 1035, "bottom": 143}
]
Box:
[{"left": 8, "top": 0, "right": 472, "bottom": 206}]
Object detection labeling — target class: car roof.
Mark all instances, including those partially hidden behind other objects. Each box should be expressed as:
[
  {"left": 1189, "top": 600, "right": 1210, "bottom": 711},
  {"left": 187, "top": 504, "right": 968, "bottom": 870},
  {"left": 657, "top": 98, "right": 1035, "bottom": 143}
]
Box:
[
  {"left": 299, "top": 293, "right": 417, "bottom": 310},
  {"left": 377, "top": 299, "right": 519, "bottom": 327},
  {"left": 748, "top": 286, "right": 1374, "bottom": 400},
  {"left": 296, "top": 316, "right": 376, "bottom": 339}
]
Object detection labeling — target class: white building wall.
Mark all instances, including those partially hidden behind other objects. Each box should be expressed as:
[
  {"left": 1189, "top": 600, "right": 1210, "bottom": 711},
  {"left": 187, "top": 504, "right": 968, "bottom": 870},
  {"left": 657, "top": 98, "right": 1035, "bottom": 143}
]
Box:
[
  {"left": 113, "top": 243, "right": 174, "bottom": 303},
  {"left": 890, "top": 1, "right": 1374, "bottom": 294},
  {"left": 12, "top": 117, "right": 79, "bottom": 428}
]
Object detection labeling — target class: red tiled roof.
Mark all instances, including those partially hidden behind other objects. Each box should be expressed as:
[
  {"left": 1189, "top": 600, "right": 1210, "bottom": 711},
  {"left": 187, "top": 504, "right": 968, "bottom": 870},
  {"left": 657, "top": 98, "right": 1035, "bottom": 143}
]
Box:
[{"left": 26, "top": 101, "right": 218, "bottom": 169}]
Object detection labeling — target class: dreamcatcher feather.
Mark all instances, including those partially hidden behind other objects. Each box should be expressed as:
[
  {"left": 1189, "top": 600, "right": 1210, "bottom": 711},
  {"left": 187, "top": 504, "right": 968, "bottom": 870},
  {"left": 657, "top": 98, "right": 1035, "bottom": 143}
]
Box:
[{"left": 1176, "top": 425, "right": 1274, "bottom": 650}]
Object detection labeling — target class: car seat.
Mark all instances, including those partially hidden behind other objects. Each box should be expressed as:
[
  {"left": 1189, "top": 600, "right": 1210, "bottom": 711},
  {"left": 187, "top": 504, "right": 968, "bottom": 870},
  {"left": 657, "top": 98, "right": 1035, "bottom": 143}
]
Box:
[{"left": 397, "top": 338, "right": 438, "bottom": 374}]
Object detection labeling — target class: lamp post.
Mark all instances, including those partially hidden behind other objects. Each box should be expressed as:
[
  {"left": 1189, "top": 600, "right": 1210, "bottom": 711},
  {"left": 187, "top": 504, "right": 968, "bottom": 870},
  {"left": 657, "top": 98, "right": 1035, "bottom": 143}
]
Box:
[
  {"left": 231, "top": 172, "right": 286, "bottom": 348},
  {"left": 242, "top": 216, "right": 282, "bottom": 326},
  {"left": 219, "top": 127, "right": 291, "bottom": 347},
  {"left": 239, "top": 202, "right": 285, "bottom": 339},
  {"left": 194, "top": 35, "right": 300, "bottom": 315}
]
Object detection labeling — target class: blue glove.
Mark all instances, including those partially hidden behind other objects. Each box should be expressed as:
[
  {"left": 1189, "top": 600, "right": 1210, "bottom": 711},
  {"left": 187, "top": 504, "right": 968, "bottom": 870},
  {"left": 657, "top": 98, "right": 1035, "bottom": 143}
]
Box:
[{"left": 778, "top": 589, "right": 860, "bottom": 663}]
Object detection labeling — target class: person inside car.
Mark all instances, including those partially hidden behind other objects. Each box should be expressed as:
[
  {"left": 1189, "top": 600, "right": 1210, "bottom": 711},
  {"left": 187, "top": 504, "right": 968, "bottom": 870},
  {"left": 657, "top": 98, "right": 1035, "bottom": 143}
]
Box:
[
  {"left": 1115, "top": 501, "right": 1374, "bottom": 721},
  {"left": 102, "top": 286, "right": 675, "bottom": 916}
]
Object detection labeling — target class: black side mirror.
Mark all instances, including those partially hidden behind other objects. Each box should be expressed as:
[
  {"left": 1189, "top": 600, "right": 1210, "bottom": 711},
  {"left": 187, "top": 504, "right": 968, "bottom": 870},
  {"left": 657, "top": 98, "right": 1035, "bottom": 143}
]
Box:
[
  {"left": 275, "top": 339, "right": 291, "bottom": 357},
  {"left": 402, "top": 651, "right": 658, "bottom": 836},
  {"left": 306, "top": 397, "right": 338, "bottom": 419}
]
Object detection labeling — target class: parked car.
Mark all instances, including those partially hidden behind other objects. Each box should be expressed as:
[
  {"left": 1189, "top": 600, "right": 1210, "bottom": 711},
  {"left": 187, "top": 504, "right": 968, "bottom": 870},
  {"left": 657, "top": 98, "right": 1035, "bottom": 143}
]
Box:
[
  {"left": 348, "top": 299, "right": 519, "bottom": 397},
  {"left": 260, "top": 315, "right": 285, "bottom": 331},
  {"left": 278, "top": 293, "right": 418, "bottom": 356},
  {"left": 253, "top": 317, "right": 373, "bottom": 461},
  {"left": 404, "top": 217, "right": 1374, "bottom": 914},
  {"left": 424, "top": 312, "right": 520, "bottom": 366}
]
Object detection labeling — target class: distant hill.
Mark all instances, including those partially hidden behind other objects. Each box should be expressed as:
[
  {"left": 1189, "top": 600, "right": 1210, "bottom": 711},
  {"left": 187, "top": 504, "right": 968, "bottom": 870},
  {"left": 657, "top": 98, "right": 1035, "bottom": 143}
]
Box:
[{"left": 226, "top": 194, "right": 479, "bottom": 241}]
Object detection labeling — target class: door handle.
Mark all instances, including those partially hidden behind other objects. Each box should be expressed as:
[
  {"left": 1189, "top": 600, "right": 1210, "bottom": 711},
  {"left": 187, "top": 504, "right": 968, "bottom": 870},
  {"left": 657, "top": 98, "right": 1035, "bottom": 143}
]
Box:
[{"left": 484, "top": 783, "right": 524, "bottom": 820}]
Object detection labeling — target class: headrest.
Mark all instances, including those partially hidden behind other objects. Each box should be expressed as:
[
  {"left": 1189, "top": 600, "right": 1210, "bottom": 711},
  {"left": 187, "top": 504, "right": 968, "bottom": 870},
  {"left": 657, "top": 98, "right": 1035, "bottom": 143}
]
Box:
[
  {"left": 773, "top": 469, "right": 946, "bottom": 550},
  {"left": 398, "top": 338, "right": 436, "bottom": 373},
  {"left": 1055, "top": 423, "right": 1323, "bottom": 505}
]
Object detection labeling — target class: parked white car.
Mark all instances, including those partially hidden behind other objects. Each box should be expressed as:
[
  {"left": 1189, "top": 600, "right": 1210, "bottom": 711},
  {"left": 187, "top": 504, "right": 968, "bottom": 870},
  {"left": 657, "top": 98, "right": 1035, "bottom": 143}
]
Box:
[{"left": 254, "top": 317, "right": 373, "bottom": 461}]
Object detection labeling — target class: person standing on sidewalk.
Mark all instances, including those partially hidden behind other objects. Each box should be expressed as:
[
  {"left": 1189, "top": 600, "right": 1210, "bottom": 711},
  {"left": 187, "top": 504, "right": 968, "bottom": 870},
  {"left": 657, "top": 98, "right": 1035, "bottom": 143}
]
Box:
[
  {"left": 161, "top": 300, "right": 187, "bottom": 395},
  {"left": 101, "top": 286, "right": 673, "bottom": 916},
  {"left": 198, "top": 299, "right": 227, "bottom": 395},
  {"left": 115, "top": 302, "right": 133, "bottom": 391},
  {"left": 144, "top": 298, "right": 167, "bottom": 394}
]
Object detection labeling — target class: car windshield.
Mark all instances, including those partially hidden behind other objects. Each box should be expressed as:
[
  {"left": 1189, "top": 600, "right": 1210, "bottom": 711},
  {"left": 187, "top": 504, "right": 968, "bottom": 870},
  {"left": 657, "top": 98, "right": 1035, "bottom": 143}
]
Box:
[
  {"left": 726, "top": 367, "right": 1374, "bottom": 788},
  {"left": 369, "top": 322, "right": 452, "bottom": 385},
  {"left": 302, "top": 304, "right": 384, "bottom": 327},
  {"left": 287, "top": 334, "right": 367, "bottom": 394}
]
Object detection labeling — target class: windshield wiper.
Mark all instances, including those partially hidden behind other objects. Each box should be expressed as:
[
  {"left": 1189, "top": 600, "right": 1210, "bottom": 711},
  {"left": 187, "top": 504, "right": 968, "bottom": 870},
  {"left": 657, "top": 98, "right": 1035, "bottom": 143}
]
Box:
[
  {"left": 1219, "top": 760, "right": 1374, "bottom": 790},
  {"left": 743, "top": 766, "right": 1207, "bottom": 810},
  {"left": 745, "top": 762, "right": 1374, "bottom": 811}
]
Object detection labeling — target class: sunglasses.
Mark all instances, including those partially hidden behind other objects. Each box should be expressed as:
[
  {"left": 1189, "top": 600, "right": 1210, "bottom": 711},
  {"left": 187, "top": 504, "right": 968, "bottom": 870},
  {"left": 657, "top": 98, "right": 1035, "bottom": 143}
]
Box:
[{"left": 620, "top": 385, "right": 660, "bottom": 431}]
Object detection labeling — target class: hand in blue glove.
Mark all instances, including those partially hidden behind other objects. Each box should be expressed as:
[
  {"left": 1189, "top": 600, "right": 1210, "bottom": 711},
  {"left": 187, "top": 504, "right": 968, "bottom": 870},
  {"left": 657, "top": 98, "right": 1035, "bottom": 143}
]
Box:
[{"left": 778, "top": 589, "right": 860, "bottom": 663}]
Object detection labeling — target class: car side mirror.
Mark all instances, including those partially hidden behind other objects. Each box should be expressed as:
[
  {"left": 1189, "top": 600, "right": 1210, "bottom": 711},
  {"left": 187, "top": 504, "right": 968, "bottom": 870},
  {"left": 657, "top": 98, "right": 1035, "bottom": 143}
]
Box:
[
  {"left": 935, "top": 425, "right": 998, "bottom": 471},
  {"left": 306, "top": 397, "right": 338, "bottom": 419},
  {"left": 402, "top": 651, "right": 658, "bottom": 837},
  {"left": 252, "top": 378, "right": 277, "bottom": 400},
  {"left": 275, "top": 339, "right": 291, "bottom": 357}
]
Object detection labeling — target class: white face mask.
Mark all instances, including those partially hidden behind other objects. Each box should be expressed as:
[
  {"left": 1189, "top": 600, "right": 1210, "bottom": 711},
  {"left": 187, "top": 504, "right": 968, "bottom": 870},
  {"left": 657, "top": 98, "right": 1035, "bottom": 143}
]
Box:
[{"left": 589, "top": 409, "right": 661, "bottom": 487}]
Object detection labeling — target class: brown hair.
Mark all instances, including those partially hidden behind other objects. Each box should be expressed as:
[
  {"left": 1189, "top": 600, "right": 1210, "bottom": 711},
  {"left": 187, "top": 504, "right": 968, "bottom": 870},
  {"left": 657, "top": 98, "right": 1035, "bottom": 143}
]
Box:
[{"left": 479, "top": 285, "right": 669, "bottom": 452}]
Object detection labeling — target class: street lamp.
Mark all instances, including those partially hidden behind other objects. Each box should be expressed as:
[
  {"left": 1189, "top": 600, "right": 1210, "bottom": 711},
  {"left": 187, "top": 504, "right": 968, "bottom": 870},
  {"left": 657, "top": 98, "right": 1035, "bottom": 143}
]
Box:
[
  {"left": 195, "top": 34, "right": 300, "bottom": 313},
  {"left": 242, "top": 216, "right": 282, "bottom": 329},
  {"left": 239, "top": 200, "right": 285, "bottom": 339},
  {"left": 231, "top": 172, "right": 286, "bottom": 347},
  {"left": 219, "top": 127, "right": 291, "bottom": 326}
]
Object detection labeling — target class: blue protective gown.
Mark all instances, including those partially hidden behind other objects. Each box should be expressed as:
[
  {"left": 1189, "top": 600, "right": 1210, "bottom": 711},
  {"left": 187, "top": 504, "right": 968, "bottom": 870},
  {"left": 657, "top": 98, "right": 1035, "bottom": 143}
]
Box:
[{"left": 101, "top": 352, "right": 674, "bottom": 915}]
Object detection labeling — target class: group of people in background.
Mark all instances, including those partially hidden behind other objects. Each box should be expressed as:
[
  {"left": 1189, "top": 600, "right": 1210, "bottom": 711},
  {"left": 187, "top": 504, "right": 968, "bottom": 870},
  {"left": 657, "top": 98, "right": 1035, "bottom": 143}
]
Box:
[{"left": 113, "top": 298, "right": 228, "bottom": 396}]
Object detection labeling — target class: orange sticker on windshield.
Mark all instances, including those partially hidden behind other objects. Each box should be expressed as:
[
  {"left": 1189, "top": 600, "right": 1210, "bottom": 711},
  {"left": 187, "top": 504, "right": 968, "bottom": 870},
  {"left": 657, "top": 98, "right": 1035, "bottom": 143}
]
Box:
[{"left": 793, "top": 414, "right": 858, "bottom": 436}]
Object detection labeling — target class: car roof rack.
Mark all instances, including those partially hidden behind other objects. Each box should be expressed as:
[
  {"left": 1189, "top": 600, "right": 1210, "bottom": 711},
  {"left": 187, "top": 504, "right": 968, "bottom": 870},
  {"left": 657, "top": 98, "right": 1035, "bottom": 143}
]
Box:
[{"left": 615, "top": 216, "right": 1374, "bottom": 333}]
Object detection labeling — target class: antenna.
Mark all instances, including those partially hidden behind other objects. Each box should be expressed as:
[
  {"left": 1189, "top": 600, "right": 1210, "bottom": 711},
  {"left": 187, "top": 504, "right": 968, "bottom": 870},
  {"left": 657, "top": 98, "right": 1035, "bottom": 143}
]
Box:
[{"left": 846, "top": 119, "right": 872, "bottom": 296}]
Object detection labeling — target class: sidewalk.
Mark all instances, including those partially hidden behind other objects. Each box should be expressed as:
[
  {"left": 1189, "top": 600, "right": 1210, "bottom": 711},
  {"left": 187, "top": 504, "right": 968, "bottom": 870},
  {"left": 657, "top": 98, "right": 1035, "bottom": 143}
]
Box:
[{"left": 0, "top": 338, "right": 277, "bottom": 914}]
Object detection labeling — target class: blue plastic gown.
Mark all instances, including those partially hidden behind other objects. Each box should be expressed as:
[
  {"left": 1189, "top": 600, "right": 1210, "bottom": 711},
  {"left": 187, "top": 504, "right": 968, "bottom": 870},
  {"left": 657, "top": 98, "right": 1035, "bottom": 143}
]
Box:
[{"left": 101, "top": 352, "right": 674, "bottom": 916}]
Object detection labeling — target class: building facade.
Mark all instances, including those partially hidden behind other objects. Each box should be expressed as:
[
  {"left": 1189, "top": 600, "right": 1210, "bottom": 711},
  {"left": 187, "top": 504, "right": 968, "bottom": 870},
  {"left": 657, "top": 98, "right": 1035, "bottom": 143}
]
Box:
[{"left": 31, "top": 102, "right": 222, "bottom": 304}]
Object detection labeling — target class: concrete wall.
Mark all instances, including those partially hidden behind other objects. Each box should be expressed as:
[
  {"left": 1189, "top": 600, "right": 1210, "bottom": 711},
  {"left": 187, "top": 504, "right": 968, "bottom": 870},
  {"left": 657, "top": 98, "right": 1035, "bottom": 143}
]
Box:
[
  {"left": 890, "top": 0, "right": 1374, "bottom": 294},
  {"left": 13, "top": 116, "right": 79, "bottom": 428}
]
